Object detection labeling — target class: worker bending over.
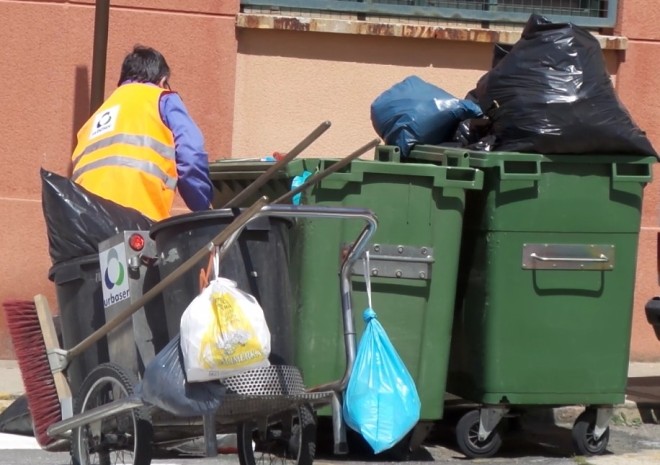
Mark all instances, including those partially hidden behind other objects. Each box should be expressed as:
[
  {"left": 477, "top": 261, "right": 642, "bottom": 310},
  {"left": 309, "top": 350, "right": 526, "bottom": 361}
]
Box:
[{"left": 71, "top": 45, "right": 213, "bottom": 221}]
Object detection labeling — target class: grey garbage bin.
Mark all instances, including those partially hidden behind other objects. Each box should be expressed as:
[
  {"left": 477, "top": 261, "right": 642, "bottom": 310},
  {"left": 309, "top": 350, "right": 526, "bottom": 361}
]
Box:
[
  {"left": 48, "top": 255, "right": 109, "bottom": 394},
  {"left": 150, "top": 209, "right": 294, "bottom": 366}
]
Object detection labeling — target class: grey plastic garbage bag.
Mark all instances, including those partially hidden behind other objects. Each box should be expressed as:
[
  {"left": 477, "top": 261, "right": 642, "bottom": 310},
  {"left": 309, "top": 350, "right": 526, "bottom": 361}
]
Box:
[
  {"left": 371, "top": 76, "right": 483, "bottom": 157},
  {"left": 137, "top": 335, "right": 225, "bottom": 417}
]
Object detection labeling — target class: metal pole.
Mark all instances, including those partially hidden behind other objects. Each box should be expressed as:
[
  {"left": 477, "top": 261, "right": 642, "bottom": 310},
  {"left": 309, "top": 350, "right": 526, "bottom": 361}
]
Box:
[
  {"left": 90, "top": 0, "right": 110, "bottom": 115},
  {"left": 273, "top": 138, "right": 380, "bottom": 205}
]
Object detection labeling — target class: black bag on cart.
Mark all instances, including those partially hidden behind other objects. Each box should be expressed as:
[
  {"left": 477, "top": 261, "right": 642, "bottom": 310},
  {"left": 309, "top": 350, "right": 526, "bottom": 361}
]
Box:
[
  {"left": 472, "top": 14, "right": 658, "bottom": 157},
  {"left": 41, "top": 169, "right": 153, "bottom": 264},
  {"left": 137, "top": 335, "right": 226, "bottom": 417}
]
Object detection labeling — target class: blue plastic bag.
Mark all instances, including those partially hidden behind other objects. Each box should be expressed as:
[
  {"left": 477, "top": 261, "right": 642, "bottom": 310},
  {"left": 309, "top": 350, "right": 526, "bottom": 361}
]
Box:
[
  {"left": 343, "top": 253, "right": 421, "bottom": 454},
  {"left": 290, "top": 170, "right": 312, "bottom": 205},
  {"left": 371, "top": 75, "right": 483, "bottom": 157}
]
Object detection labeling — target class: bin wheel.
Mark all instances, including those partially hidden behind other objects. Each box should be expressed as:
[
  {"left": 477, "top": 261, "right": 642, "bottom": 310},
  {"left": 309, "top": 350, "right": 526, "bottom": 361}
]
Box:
[
  {"left": 455, "top": 409, "right": 503, "bottom": 459},
  {"left": 71, "top": 363, "right": 153, "bottom": 465},
  {"left": 571, "top": 410, "right": 610, "bottom": 456},
  {"left": 237, "top": 403, "right": 316, "bottom": 465}
]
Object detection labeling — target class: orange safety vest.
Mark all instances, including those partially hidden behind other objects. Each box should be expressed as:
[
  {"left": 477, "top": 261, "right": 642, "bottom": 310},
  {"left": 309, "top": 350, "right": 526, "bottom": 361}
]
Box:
[{"left": 71, "top": 83, "right": 177, "bottom": 221}]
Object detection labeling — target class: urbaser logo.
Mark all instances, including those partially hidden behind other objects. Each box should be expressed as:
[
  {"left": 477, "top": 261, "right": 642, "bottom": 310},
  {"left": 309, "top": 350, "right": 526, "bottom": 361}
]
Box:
[{"left": 100, "top": 244, "right": 130, "bottom": 308}]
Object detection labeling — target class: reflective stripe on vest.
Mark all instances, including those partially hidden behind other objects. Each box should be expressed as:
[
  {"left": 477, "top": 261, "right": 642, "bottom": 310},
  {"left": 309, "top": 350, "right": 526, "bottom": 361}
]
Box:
[
  {"left": 72, "top": 134, "right": 175, "bottom": 169},
  {"left": 71, "top": 156, "right": 178, "bottom": 190}
]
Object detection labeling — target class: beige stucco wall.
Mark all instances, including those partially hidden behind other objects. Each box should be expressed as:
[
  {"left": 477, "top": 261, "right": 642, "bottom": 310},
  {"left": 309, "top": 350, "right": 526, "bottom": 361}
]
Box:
[
  {"left": 616, "top": 0, "right": 660, "bottom": 361},
  {"left": 232, "top": 28, "right": 621, "bottom": 157}
]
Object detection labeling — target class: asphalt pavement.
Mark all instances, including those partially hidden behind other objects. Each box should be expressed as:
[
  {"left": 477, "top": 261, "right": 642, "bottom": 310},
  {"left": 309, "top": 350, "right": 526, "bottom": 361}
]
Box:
[
  {"left": 1, "top": 421, "right": 660, "bottom": 465},
  {"left": 0, "top": 361, "right": 659, "bottom": 464}
]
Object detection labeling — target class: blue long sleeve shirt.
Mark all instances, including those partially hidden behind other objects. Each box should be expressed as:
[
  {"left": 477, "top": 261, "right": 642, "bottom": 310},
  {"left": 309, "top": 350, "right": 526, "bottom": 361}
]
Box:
[{"left": 159, "top": 93, "right": 214, "bottom": 212}]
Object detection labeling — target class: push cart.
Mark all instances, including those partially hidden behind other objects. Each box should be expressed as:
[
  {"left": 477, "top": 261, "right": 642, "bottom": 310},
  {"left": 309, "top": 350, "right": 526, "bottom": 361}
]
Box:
[{"left": 37, "top": 203, "right": 379, "bottom": 465}]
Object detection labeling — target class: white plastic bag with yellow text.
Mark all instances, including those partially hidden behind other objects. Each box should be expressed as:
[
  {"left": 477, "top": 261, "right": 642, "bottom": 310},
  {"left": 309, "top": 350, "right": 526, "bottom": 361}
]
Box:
[{"left": 180, "top": 275, "right": 271, "bottom": 382}]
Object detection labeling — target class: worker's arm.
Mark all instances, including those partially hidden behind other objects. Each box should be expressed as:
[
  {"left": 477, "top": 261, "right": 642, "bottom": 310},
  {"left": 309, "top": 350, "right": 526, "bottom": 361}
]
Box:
[{"left": 160, "top": 93, "right": 214, "bottom": 211}]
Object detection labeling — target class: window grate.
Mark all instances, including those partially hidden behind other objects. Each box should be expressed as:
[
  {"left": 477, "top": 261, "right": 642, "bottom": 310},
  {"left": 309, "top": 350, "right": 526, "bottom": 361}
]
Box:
[{"left": 241, "top": 0, "right": 616, "bottom": 27}]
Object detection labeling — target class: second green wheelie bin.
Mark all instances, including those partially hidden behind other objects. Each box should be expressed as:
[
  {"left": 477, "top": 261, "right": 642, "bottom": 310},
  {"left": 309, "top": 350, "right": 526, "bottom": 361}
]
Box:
[
  {"left": 409, "top": 145, "right": 657, "bottom": 458},
  {"left": 209, "top": 156, "right": 484, "bottom": 425}
]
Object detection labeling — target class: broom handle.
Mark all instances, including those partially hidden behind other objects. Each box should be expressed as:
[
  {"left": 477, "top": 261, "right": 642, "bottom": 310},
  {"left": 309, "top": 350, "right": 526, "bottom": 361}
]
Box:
[
  {"left": 273, "top": 138, "right": 381, "bottom": 205},
  {"left": 223, "top": 120, "right": 331, "bottom": 208},
  {"left": 67, "top": 197, "right": 269, "bottom": 361}
]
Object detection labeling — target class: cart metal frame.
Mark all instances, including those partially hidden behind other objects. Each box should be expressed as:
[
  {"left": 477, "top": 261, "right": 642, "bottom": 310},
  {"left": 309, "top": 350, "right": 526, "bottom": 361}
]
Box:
[{"left": 46, "top": 204, "right": 378, "bottom": 464}]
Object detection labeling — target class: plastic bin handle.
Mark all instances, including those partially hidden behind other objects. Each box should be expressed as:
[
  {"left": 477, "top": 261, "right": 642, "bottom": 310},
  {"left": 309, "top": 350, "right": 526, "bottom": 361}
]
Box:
[
  {"left": 318, "top": 166, "right": 363, "bottom": 185},
  {"left": 409, "top": 146, "right": 471, "bottom": 167},
  {"left": 498, "top": 160, "right": 542, "bottom": 181},
  {"left": 612, "top": 163, "right": 653, "bottom": 183},
  {"left": 320, "top": 162, "right": 483, "bottom": 191},
  {"left": 434, "top": 167, "right": 484, "bottom": 191}
]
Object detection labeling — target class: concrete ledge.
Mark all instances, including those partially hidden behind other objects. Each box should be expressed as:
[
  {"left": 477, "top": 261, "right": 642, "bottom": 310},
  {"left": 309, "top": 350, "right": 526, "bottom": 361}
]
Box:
[{"left": 237, "top": 13, "right": 628, "bottom": 50}]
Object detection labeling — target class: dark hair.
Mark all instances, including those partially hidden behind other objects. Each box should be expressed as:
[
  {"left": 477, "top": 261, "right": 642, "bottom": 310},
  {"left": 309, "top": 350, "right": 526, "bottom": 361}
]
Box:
[{"left": 118, "top": 45, "right": 170, "bottom": 86}]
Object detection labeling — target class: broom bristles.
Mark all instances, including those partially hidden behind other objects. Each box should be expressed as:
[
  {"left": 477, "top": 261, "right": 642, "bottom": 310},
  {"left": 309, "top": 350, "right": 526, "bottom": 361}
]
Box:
[{"left": 3, "top": 299, "right": 62, "bottom": 448}]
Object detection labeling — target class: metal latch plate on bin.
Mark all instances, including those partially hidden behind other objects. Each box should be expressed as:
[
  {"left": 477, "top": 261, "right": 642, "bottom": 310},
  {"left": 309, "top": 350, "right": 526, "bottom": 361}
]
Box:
[
  {"left": 346, "top": 243, "right": 434, "bottom": 280},
  {"left": 522, "top": 243, "right": 615, "bottom": 271}
]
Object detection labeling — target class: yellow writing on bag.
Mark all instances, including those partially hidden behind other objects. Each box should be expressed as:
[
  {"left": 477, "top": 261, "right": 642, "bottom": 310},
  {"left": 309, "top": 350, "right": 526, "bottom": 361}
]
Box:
[{"left": 199, "top": 290, "right": 266, "bottom": 370}]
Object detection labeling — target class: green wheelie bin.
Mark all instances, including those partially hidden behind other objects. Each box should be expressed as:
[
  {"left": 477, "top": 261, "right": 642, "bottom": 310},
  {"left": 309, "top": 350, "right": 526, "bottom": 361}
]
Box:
[
  {"left": 208, "top": 154, "right": 484, "bottom": 449},
  {"left": 409, "top": 145, "right": 657, "bottom": 458}
]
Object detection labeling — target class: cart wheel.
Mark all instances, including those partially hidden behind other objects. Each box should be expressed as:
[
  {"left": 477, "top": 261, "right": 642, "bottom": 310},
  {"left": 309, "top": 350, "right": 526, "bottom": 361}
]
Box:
[
  {"left": 237, "top": 403, "right": 316, "bottom": 465},
  {"left": 455, "top": 409, "right": 503, "bottom": 459},
  {"left": 71, "top": 363, "right": 153, "bottom": 465},
  {"left": 571, "top": 409, "right": 610, "bottom": 456}
]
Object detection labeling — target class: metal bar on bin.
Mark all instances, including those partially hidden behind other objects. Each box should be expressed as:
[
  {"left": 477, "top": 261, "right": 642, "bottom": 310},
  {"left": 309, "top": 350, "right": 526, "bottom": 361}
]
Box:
[
  {"left": 522, "top": 243, "right": 615, "bottom": 271},
  {"left": 530, "top": 253, "right": 608, "bottom": 263},
  {"left": 66, "top": 197, "right": 269, "bottom": 363},
  {"left": 223, "top": 121, "right": 332, "bottom": 208},
  {"left": 272, "top": 138, "right": 381, "bottom": 205}
]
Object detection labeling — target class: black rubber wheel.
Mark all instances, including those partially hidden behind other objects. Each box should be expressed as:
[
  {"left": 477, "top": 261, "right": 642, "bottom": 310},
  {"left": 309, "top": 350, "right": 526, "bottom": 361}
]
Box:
[
  {"left": 237, "top": 403, "right": 316, "bottom": 465},
  {"left": 455, "top": 409, "right": 503, "bottom": 459},
  {"left": 71, "top": 363, "right": 153, "bottom": 465},
  {"left": 571, "top": 409, "right": 610, "bottom": 456}
]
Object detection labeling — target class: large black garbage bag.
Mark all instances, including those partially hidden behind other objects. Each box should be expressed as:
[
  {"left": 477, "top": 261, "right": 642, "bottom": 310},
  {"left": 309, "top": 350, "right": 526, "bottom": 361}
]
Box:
[
  {"left": 472, "top": 14, "right": 658, "bottom": 157},
  {"left": 41, "top": 169, "right": 153, "bottom": 264},
  {"left": 371, "top": 75, "right": 483, "bottom": 157},
  {"left": 137, "top": 335, "right": 225, "bottom": 417}
]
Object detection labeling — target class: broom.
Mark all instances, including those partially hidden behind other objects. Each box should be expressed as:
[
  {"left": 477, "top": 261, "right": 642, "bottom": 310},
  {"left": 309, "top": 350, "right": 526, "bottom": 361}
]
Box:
[{"left": 3, "top": 297, "right": 69, "bottom": 451}]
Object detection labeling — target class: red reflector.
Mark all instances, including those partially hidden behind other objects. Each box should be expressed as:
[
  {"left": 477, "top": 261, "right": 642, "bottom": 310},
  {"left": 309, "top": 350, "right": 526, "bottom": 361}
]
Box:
[{"left": 129, "top": 233, "right": 145, "bottom": 251}]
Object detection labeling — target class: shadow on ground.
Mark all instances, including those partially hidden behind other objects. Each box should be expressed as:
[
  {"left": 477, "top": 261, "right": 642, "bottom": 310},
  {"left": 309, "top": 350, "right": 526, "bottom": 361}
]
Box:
[
  {"left": 314, "top": 408, "right": 613, "bottom": 462},
  {"left": 627, "top": 376, "right": 660, "bottom": 424}
]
